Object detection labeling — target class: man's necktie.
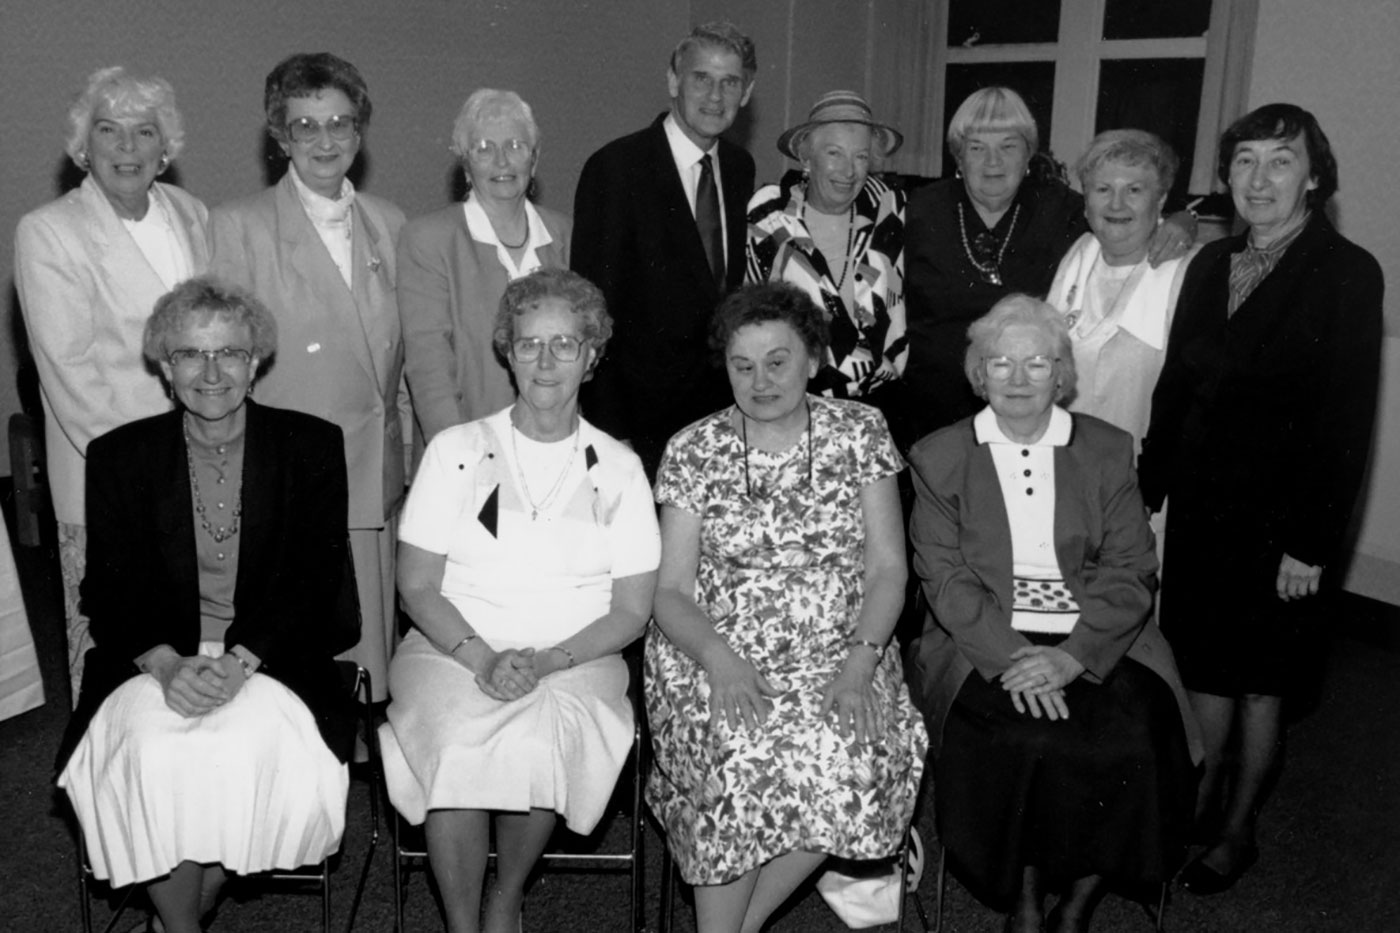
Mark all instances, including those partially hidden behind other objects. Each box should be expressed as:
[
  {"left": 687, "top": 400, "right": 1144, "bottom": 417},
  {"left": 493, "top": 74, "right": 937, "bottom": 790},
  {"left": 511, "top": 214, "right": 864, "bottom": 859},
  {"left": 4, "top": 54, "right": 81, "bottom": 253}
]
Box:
[{"left": 696, "top": 153, "right": 724, "bottom": 288}]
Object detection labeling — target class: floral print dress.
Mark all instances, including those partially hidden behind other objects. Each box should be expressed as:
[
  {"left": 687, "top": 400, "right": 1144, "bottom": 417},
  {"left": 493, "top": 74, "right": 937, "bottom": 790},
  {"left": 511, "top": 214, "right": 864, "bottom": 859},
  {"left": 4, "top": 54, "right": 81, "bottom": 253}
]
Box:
[{"left": 644, "top": 397, "right": 927, "bottom": 885}]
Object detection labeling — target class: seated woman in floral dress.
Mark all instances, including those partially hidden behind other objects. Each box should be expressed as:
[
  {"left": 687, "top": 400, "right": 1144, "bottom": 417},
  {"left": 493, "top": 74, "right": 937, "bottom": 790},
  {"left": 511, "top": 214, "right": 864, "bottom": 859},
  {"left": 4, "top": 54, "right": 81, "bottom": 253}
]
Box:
[{"left": 645, "top": 281, "right": 928, "bottom": 933}]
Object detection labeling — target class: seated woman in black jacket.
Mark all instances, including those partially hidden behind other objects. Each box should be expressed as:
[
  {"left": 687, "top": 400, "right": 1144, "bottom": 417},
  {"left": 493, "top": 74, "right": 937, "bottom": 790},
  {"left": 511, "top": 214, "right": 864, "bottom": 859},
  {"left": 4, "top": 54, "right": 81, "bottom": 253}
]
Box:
[{"left": 56, "top": 275, "right": 356, "bottom": 933}]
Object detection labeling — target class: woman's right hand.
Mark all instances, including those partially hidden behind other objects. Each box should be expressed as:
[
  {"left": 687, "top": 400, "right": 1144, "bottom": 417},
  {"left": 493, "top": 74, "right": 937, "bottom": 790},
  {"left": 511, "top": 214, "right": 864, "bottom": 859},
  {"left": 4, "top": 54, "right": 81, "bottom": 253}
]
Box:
[
  {"left": 149, "top": 652, "right": 231, "bottom": 717},
  {"left": 702, "top": 643, "right": 782, "bottom": 732}
]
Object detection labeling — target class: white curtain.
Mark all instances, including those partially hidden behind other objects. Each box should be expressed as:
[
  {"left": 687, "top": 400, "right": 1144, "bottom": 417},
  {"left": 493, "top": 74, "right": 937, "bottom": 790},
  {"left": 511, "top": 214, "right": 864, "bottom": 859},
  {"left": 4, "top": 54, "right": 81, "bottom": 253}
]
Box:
[
  {"left": 1190, "top": 0, "right": 1260, "bottom": 193},
  {"left": 868, "top": 0, "right": 943, "bottom": 178}
]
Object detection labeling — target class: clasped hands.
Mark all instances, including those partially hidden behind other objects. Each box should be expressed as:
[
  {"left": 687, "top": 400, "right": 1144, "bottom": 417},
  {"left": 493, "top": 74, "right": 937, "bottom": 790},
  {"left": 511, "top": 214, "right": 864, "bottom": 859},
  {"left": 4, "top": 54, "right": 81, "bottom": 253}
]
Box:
[
  {"left": 153, "top": 652, "right": 248, "bottom": 718},
  {"left": 703, "top": 643, "right": 883, "bottom": 744},
  {"left": 999, "top": 645, "right": 1085, "bottom": 721},
  {"left": 476, "top": 647, "right": 569, "bottom": 701}
]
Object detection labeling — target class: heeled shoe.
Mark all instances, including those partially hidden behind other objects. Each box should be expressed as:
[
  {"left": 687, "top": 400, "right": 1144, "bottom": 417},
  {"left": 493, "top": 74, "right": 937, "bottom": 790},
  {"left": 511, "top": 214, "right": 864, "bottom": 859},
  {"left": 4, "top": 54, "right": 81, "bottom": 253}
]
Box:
[{"left": 1179, "top": 843, "right": 1259, "bottom": 895}]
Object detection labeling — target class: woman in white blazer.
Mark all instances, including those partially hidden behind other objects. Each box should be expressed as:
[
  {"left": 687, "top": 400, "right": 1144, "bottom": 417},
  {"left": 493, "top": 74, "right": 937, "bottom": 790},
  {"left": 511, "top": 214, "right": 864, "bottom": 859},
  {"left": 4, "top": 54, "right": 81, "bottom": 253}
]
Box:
[{"left": 14, "top": 66, "right": 209, "bottom": 701}]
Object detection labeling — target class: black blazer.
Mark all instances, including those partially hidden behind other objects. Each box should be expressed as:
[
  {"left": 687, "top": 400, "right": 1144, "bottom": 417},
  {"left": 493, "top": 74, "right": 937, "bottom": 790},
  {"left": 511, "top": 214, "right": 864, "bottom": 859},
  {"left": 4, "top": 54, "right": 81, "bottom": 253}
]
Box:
[
  {"left": 572, "top": 113, "right": 755, "bottom": 474},
  {"left": 58, "top": 401, "right": 356, "bottom": 769},
  {"left": 1139, "top": 213, "right": 1383, "bottom": 605}
]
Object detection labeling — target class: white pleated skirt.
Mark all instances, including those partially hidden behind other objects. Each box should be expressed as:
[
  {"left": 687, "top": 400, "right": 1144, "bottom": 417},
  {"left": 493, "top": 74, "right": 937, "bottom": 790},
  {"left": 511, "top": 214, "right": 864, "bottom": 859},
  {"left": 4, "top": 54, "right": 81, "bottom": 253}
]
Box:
[
  {"left": 379, "top": 629, "right": 632, "bottom": 834},
  {"left": 58, "top": 644, "right": 349, "bottom": 888}
]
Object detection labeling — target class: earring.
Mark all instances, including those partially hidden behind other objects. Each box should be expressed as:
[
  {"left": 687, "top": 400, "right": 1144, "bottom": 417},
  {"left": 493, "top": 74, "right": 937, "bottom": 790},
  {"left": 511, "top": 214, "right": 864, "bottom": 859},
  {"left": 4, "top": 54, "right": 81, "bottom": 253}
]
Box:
[
  {"left": 75, "top": 151, "right": 90, "bottom": 171},
  {"left": 158, "top": 154, "right": 170, "bottom": 174}
]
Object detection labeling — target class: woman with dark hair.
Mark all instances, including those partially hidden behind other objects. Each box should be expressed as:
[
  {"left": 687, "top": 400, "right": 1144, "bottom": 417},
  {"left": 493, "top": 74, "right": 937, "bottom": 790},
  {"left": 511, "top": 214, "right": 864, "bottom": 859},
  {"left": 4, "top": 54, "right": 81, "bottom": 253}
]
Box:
[
  {"left": 379, "top": 269, "right": 659, "bottom": 933},
  {"left": 210, "top": 52, "right": 406, "bottom": 698},
  {"left": 57, "top": 275, "right": 354, "bottom": 933},
  {"left": 645, "top": 281, "right": 926, "bottom": 933},
  {"left": 1139, "top": 103, "right": 1383, "bottom": 894}
]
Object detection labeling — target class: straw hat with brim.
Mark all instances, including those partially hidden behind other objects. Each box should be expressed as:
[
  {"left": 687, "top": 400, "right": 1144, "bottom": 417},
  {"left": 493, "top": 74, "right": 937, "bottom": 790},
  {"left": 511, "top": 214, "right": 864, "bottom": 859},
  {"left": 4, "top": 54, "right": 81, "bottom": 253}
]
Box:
[{"left": 777, "top": 90, "right": 904, "bottom": 161}]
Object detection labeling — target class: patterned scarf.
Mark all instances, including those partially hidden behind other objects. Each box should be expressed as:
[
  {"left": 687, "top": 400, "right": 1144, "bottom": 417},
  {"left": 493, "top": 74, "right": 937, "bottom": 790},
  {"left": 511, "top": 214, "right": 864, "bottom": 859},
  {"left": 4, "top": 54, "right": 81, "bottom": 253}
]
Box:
[{"left": 1227, "top": 216, "right": 1308, "bottom": 315}]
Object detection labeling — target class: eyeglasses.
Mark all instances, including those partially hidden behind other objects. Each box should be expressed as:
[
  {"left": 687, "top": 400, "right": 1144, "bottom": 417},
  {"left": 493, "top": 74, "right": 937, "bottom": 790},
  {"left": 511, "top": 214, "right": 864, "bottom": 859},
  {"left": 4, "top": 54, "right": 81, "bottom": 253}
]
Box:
[
  {"left": 983, "top": 355, "right": 1057, "bottom": 383},
  {"left": 168, "top": 347, "right": 253, "bottom": 370},
  {"left": 466, "top": 138, "right": 533, "bottom": 164},
  {"left": 687, "top": 73, "right": 747, "bottom": 98},
  {"left": 512, "top": 335, "right": 584, "bottom": 363},
  {"left": 286, "top": 114, "right": 358, "bottom": 143}
]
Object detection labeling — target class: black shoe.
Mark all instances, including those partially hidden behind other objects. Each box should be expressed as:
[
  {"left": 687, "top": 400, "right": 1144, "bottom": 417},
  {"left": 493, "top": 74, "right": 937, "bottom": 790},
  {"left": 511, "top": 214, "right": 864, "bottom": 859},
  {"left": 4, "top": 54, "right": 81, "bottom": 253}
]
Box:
[{"left": 1179, "top": 844, "right": 1259, "bottom": 895}]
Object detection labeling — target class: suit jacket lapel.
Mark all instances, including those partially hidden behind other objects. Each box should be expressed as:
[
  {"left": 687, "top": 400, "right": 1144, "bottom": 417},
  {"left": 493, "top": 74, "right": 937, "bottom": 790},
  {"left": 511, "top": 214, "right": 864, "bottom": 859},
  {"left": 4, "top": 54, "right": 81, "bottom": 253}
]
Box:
[
  {"left": 646, "top": 117, "right": 720, "bottom": 299},
  {"left": 274, "top": 174, "right": 379, "bottom": 384},
  {"left": 81, "top": 176, "right": 167, "bottom": 307},
  {"left": 233, "top": 402, "right": 273, "bottom": 610},
  {"left": 962, "top": 429, "right": 1015, "bottom": 612},
  {"left": 151, "top": 411, "right": 200, "bottom": 623},
  {"left": 350, "top": 200, "right": 397, "bottom": 389}
]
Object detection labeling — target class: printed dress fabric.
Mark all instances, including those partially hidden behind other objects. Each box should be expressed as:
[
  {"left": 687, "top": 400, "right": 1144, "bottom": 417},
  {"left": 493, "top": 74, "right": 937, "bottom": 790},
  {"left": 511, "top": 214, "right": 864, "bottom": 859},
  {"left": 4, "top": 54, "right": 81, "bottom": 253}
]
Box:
[
  {"left": 746, "top": 175, "right": 907, "bottom": 400},
  {"left": 379, "top": 409, "right": 660, "bottom": 832},
  {"left": 645, "top": 397, "right": 927, "bottom": 885}
]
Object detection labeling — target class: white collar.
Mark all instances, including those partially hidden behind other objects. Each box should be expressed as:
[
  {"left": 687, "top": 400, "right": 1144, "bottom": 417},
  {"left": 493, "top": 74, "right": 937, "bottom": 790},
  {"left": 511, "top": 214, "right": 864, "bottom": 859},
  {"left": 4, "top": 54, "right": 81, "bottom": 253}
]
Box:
[
  {"left": 663, "top": 112, "right": 716, "bottom": 169},
  {"left": 289, "top": 167, "right": 355, "bottom": 224},
  {"left": 973, "top": 405, "right": 1073, "bottom": 447},
  {"left": 463, "top": 193, "right": 552, "bottom": 251}
]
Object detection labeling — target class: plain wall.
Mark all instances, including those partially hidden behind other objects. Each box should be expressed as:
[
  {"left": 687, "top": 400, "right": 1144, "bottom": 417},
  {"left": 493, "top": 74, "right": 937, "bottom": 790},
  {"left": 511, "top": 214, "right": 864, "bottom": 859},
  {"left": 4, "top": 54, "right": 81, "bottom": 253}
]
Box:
[{"left": 1248, "top": 0, "right": 1400, "bottom": 603}]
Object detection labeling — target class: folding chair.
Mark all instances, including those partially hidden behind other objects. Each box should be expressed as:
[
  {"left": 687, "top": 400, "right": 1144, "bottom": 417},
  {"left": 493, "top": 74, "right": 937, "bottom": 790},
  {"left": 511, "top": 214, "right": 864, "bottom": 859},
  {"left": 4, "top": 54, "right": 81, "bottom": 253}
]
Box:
[
  {"left": 76, "top": 661, "right": 381, "bottom": 933},
  {"left": 391, "top": 710, "right": 646, "bottom": 932},
  {"left": 658, "top": 824, "right": 930, "bottom": 931}
]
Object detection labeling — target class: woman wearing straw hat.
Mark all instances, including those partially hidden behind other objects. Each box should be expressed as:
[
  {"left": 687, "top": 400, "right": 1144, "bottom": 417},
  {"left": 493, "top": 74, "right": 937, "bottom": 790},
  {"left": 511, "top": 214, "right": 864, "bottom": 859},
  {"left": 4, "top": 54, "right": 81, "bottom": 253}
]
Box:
[{"left": 745, "top": 90, "right": 910, "bottom": 442}]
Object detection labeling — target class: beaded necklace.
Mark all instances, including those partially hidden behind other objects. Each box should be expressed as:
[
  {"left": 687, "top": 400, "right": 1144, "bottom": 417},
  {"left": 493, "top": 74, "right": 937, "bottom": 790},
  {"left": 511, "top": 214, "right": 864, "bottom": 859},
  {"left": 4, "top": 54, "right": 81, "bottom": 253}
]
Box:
[
  {"left": 803, "top": 201, "right": 857, "bottom": 291},
  {"left": 958, "top": 201, "right": 1021, "bottom": 286},
  {"left": 183, "top": 418, "right": 243, "bottom": 544}
]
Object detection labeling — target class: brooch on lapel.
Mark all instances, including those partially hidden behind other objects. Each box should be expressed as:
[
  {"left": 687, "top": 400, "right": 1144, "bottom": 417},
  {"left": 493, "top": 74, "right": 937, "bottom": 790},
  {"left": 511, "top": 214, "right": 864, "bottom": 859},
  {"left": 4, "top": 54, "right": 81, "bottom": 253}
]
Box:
[{"left": 368, "top": 255, "right": 382, "bottom": 274}]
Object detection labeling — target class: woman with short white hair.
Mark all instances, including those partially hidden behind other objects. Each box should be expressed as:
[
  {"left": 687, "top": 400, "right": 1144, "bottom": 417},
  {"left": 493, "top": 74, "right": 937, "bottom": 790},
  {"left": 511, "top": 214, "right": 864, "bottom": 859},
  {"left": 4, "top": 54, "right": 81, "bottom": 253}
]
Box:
[
  {"left": 15, "top": 65, "right": 210, "bottom": 700},
  {"left": 399, "top": 88, "right": 572, "bottom": 444}
]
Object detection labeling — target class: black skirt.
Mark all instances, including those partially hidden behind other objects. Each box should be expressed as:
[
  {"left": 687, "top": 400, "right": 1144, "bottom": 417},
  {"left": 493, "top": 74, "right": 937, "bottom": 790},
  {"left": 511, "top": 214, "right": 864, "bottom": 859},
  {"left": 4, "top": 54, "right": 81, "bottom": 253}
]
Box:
[{"left": 935, "top": 656, "right": 1195, "bottom": 909}]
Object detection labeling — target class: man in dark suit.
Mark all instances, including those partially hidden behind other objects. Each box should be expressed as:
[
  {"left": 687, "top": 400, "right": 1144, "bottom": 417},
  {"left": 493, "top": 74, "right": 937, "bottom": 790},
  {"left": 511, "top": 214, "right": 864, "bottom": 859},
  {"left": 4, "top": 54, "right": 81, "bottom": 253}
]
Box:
[{"left": 573, "top": 21, "right": 757, "bottom": 477}]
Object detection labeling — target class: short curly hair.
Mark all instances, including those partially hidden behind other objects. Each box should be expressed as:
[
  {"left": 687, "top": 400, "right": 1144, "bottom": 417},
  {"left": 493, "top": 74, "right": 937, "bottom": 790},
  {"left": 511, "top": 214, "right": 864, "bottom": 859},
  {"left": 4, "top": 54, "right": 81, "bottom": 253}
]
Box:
[
  {"left": 709, "top": 282, "right": 830, "bottom": 364},
  {"left": 264, "top": 52, "right": 372, "bottom": 145},
  {"left": 1217, "top": 102, "right": 1338, "bottom": 209},
  {"left": 450, "top": 88, "right": 540, "bottom": 158},
  {"left": 65, "top": 66, "right": 185, "bottom": 166},
  {"left": 493, "top": 269, "right": 612, "bottom": 378},
  {"left": 963, "top": 293, "right": 1075, "bottom": 404},
  {"left": 143, "top": 275, "right": 278, "bottom": 371},
  {"left": 1075, "top": 128, "right": 1177, "bottom": 199}
]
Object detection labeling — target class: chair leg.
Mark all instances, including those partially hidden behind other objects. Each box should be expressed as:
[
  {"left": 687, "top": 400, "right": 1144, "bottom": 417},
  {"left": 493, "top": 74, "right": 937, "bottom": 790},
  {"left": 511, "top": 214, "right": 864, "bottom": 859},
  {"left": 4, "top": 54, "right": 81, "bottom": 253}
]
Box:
[
  {"left": 1156, "top": 881, "right": 1168, "bottom": 932},
  {"left": 343, "top": 667, "right": 379, "bottom": 933},
  {"left": 895, "top": 830, "right": 910, "bottom": 931},
  {"left": 931, "top": 845, "right": 946, "bottom": 933},
  {"left": 393, "top": 811, "right": 408, "bottom": 933},
  {"left": 321, "top": 861, "right": 332, "bottom": 933},
  {"left": 659, "top": 846, "right": 675, "bottom": 933},
  {"left": 630, "top": 730, "right": 645, "bottom": 932}
]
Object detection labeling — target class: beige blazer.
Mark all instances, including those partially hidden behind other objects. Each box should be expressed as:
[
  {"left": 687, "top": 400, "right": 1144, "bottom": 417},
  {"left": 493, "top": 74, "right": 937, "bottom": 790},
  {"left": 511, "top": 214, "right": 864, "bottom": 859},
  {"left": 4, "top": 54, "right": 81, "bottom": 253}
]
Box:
[
  {"left": 14, "top": 176, "right": 210, "bottom": 524},
  {"left": 397, "top": 199, "right": 571, "bottom": 442},
  {"left": 209, "top": 172, "right": 406, "bottom": 528}
]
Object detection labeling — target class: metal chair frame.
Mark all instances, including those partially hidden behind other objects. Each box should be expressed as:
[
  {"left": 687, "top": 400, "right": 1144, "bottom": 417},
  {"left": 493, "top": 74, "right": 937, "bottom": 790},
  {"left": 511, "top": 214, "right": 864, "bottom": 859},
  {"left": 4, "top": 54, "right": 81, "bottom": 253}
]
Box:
[
  {"left": 391, "top": 714, "right": 647, "bottom": 932},
  {"left": 76, "top": 661, "right": 380, "bottom": 933}
]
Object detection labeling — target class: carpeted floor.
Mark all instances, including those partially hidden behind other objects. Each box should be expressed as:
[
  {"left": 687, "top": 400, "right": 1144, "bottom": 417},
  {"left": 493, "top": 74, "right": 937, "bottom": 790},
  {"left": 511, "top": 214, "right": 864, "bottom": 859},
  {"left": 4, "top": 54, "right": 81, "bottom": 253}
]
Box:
[{"left": 2, "top": 505, "right": 1398, "bottom": 932}]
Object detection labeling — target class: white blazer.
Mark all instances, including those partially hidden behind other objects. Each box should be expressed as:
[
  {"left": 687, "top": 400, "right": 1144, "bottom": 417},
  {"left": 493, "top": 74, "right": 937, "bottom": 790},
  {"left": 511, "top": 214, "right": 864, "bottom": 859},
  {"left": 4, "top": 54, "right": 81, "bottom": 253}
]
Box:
[{"left": 14, "top": 175, "right": 210, "bottom": 523}]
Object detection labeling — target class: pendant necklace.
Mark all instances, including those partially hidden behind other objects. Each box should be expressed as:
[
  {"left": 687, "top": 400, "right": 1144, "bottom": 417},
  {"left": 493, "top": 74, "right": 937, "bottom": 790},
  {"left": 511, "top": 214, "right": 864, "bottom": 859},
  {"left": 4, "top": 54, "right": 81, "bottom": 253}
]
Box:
[
  {"left": 958, "top": 201, "right": 1020, "bottom": 286},
  {"left": 509, "top": 421, "right": 580, "bottom": 520},
  {"left": 183, "top": 418, "right": 243, "bottom": 545}
]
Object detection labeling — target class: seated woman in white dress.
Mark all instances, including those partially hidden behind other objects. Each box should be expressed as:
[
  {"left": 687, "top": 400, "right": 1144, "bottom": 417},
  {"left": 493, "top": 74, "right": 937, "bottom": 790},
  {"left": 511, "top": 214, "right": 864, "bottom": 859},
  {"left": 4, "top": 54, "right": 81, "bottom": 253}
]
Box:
[
  {"left": 56, "top": 276, "right": 356, "bottom": 933},
  {"left": 379, "top": 268, "right": 660, "bottom": 933}
]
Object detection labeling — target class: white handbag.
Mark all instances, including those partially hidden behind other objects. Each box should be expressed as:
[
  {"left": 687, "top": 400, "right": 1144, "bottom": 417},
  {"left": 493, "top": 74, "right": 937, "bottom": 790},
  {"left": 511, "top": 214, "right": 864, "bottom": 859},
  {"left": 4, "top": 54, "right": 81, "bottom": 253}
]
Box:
[{"left": 816, "top": 827, "right": 925, "bottom": 929}]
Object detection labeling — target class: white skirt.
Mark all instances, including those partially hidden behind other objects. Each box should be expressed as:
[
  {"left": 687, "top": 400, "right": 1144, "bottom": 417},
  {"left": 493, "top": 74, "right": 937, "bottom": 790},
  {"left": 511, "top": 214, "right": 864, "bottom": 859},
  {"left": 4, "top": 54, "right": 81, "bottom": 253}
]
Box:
[
  {"left": 58, "top": 644, "right": 349, "bottom": 888},
  {"left": 380, "top": 629, "right": 632, "bottom": 834}
]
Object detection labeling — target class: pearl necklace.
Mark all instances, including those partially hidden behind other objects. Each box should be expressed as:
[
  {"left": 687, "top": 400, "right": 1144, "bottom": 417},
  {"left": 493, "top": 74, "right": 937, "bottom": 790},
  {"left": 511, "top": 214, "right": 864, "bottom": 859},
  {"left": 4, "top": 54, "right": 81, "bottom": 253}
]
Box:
[
  {"left": 509, "top": 422, "right": 580, "bottom": 520},
  {"left": 183, "top": 419, "right": 243, "bottom": 544},
  {"left": 958, "top": 201, "right": 1021, "bottom": 286}
]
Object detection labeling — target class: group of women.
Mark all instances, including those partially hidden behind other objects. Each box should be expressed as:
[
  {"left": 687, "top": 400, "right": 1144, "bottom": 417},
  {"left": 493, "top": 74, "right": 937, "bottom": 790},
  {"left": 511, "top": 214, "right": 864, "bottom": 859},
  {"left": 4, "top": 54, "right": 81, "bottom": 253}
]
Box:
[{"left": 16, "top": 48, "right": 1380, "bottom": 933}]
